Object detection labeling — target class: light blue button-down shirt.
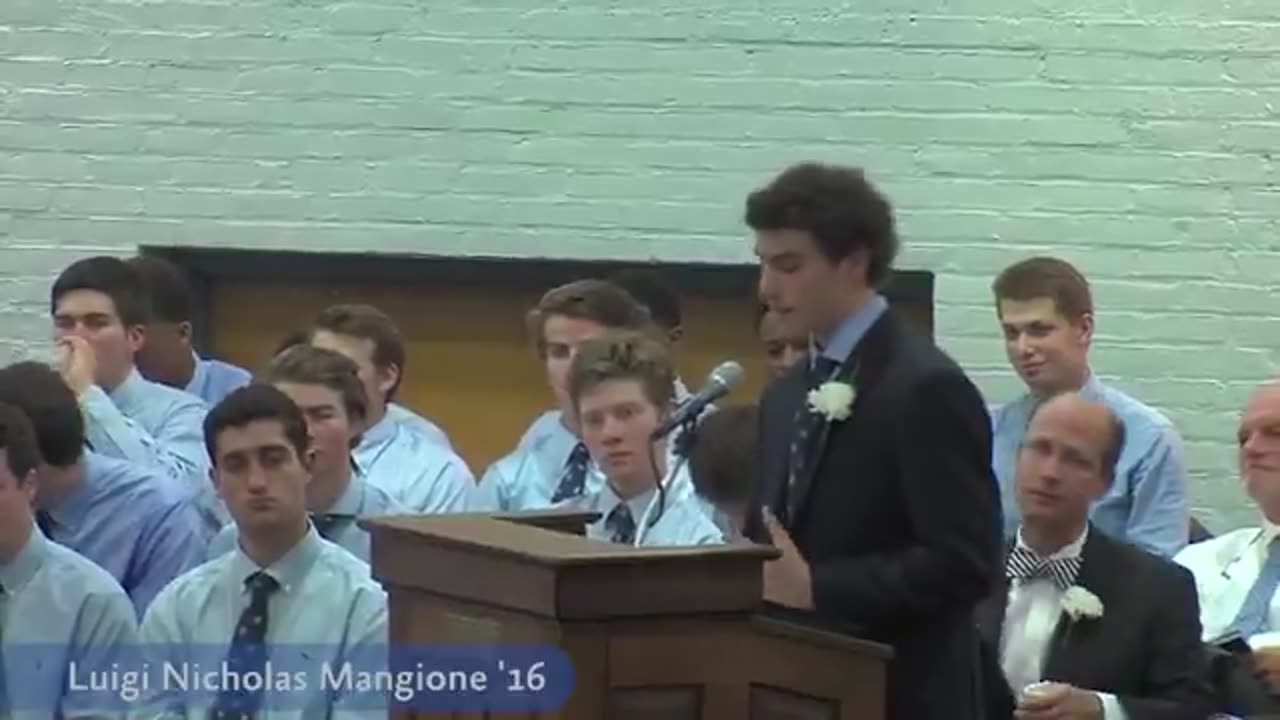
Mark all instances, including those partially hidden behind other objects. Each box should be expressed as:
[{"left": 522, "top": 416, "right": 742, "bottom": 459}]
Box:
[
  {"left": 184, "top": 352, "right": 251, "bottom": 405},
  {"left": 206, "top": 473, "right": 402, "bottom": 565},
  {"left": 817, "top": 294, "right": 889, "bottom": 368},
  {"left": 991, "top": 374, "right": 1190, "bottom": 558},
  {"left": 476, "top": 412, "right": 716, "bottom": 523},
  {"left": 578, "top": 483, "right": 725, "bottom": 547},
  {"left": 136, "top": 527, "right": 388, "bottom": 719},
  {"left": 475, "top": 413, "right": 603, "bottom": 512},
  {"left": 81, "top": 367, "right": 224, "bottom": 534},
  {"left": 2, "top": 524, "right": 139, "bottom": 719},
  {"left": 41, "top": 451, "right": 208, "bottom": 618},
  {"left": 354, "top": 412, "right": 474, "bottom": 513},
  {"left": 385, "top": 402, "right": 454, "bottom": 450},
  {"left": 515, "top": 378, "right": 695, "bottom": 451}
]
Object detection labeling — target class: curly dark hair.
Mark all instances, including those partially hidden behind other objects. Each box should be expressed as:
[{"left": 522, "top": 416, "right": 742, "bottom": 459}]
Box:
[{"left": 745, "top": 162, "right": 898, "bottom": 287}]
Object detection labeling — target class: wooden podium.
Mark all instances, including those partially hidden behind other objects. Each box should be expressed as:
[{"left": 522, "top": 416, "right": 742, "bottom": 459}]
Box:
[{"left": 364, "top": 511, "right": 890, "bottom": 719}]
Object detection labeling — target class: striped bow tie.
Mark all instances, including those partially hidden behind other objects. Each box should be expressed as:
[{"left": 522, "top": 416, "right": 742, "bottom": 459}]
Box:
[{"left": 1006, "top": 546, "right": 1082, "bottom": 590}]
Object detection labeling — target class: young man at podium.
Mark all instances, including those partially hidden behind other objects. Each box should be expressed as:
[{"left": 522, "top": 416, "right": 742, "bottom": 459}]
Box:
[
  {"left": 744, "top": 163, "right": 1002, "bottom": 720},
  {"left": 564, "top": 331, "right": 724, "bottom": 547}
]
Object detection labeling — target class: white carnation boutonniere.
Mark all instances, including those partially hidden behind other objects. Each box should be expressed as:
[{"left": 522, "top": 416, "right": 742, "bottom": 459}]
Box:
[
  {"left": 1061, "top": 586, "right": 1104, "bottom": 621},
  {"left": 807, "top": 381, "right": 856, "bottom": 422}
]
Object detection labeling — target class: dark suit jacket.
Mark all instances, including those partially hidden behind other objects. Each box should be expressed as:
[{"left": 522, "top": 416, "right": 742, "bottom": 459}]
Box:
[
  {"left": 746, "top": 312, "right": 1003, "bottom": 720},
  {"left": 976, "top": 529, "right": 1214, "bottom": 720}
]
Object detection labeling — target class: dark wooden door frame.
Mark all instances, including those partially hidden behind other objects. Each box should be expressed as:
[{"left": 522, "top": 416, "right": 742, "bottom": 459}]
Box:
[{"left": 141, "top": 247, "right": 934, "bottom": 356}]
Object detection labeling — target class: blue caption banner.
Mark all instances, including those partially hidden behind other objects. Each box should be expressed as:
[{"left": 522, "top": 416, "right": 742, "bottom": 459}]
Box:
[{"left": 5, "top": 644, "right": 574, "bottom": 713}]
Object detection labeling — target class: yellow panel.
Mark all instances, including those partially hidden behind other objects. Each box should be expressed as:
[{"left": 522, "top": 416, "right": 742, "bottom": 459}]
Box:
[{"left": 210, "top": 282, "right": 765, "bottom": 473}]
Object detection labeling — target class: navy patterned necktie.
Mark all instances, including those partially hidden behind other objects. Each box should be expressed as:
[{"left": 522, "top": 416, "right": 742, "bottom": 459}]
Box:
[
  {"left": 35, "top": 510, "right": 54, "bottom": 537},
  {"left": 1005, "top": 546, "right": 1083, "bottom": 591},
  {"left": 606, "top": 503, "right": 637, "bottom": 544},
  {"left": 209, "top": 572, "right": 279, "bottom": 720},
  {"left": 785, "top": 356, "right": 841, "bottom": 506},
  {"left": 551, "top": 442, "right": 590, "bottom": 503}
]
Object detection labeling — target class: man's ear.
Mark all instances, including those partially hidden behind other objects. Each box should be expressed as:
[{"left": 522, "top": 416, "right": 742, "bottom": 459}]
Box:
[
  {"left": 667, "top": 325, "right": 685, "bottom": 344},
  {"left": 126, "top": 324, "right": 147, "bottom": 354},
  {"left": 1074, "top": 312, "right": 1095, "bottom": 347},
  {"left": 835, "top": 246, "right": 871, "bottom": 283},
  {"left": 302, "top": 445, "right": 318, "bottom": 471},
  {"left": 19, "top": 468, "right": 38, "bottom": 505},
  {"left": 376, "top": 363, "right": 400, "bottom": 401},
  {"left": 209, "top": 467, "right": 223, "bottom": 501},
  {"left": 177, "top": 321, "right": 194, "bottom": 344}
]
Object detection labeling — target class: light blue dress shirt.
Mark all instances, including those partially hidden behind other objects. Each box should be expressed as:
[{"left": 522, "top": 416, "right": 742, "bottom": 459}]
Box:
[
  {"left": 817, "top": 294, "right": 888, "bottom": 367},
  {"left": 385, "top": 402, "right": 454, "bottom": 450},
  {"left": 515, "top": 377, "right": 695, "bottom": 451},
  {"left": 1, "top": 524, "right": 139, "bottom": 720},
  {"left": 42, "top": 451, "right": 208, "bottom": 618},
  {"left": 991, "top": 374, "right": 1190, "bottom": 558},
  {"left": 184, "top": 352, "right": 251, "bottom": 405},
  {"left": 205, "top": 472, "right": 403, "bottom": 565},
  {"left": 354, "top": 412, "right": 474, "bottom": 513},
  {"left": 476, "top": 412, "right": 716, "bottom": 524},
  {"left": 578, "top": 483, "right": 725, "bottom": 547},
  {"left": 81, "top": 367, "right": 224, "bottom": 534},
  {"left": 136, "top": 527, "right": 388, "bottom": 719},
  {"left": 474, "top": 413, "right": 603, "bottom": 512}
]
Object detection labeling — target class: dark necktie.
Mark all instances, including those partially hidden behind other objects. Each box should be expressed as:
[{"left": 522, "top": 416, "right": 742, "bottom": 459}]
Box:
[
  {"left": 785, "top": 356, "right": 841, "bottom": 509},
  {"left": 606, "top": 503, "right": 637, "bottom": 545},
  {"left": 311, "top": 514, "right": 354, "bottom": 542},
  {"left": 209, "top": 572, "right": 279, "bottom": 720},
  {"left": 1005, "top": 546, "right": 1083, "bottom": 591},
  {"left": 35, "top": 510, "right": 55, "bottom": 538},
  {"left": 551, "top": 443, "right": 590, "bottom": 503}
]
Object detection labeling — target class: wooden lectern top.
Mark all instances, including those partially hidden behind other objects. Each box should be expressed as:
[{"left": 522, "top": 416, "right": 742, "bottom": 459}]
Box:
[
  {"left": 364, "top": 511, "right": 777, "bottom": 621},
  {"left": 367, "top": 512, "right": 778, "bottom": 566}
]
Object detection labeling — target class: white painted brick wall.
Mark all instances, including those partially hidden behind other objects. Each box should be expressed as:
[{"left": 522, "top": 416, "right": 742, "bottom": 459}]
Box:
[{"left": 2, "top": 0, "right": 1277, "bottom": 527}]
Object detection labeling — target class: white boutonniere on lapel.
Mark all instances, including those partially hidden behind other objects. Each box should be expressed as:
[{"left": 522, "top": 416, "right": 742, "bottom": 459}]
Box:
[
  {"left": 807, "top": 381, "right": 855, "bottom": 422},
  {"left": 1061, "top": 586, "right": 1104, "bottom": 621}
]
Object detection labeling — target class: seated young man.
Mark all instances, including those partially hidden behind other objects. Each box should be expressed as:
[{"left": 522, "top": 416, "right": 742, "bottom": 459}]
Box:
[
  {"left": 309, "top": 304, "right": 474, "bottom": 513},
  {"left": 689, "top": 403, "right": 759, "bottom": 540},
  {"left": 756, "top": 303, "right": 806, "bottom": 383},
  {"left": 565, "top": 331, "right": 723, "bottom": 547},
  {"left": 0, "top": 362, "right": 207, "bottom": 618},
  {"left": 977, "top": 392, "right": 1212, "bottom": 719},
  {"left": 206, "top": 346, "right": 403, "bottom": 565},
  {"left": 475, "top": 280, "right": 654, "bottom": 511},
  {"left": 50, "top": 256, "right": 221, "bottom": 533},
  {"left": 0, "top": 401, "right": 138, "bottom": 718},
  {"left": 127, "top": 254, "right": 251, "bottom": 405},
  {"left": 138, "top": 384, "right": 387, "bottom": 717}
]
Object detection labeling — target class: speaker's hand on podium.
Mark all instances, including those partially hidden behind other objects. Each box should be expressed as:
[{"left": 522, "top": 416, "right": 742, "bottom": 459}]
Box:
[{"left": 762, "top": 510, "right": 813, "bottom": 610}]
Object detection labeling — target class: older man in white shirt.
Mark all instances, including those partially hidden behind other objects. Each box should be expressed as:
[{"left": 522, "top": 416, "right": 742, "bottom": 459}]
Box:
[{"left": 1176, "top": 380, "right": 1280, "bottom": 715}]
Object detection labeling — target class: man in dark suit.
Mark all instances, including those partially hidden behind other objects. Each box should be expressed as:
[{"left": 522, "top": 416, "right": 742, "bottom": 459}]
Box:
[
  {"left": 977, "top": 392, "right": 1212, "bottom": 719},
  {"left": 743, "top": 162, "right": 1003, "bottom": 720}
]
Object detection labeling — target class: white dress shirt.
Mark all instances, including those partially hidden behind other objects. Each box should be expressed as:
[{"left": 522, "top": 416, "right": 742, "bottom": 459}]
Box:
[
  {"left": 1175, "top": 518, "right": 1280, "bottom": 644},
  {"left": 1001, "top": 527, "right": 1126, "bottom": 719}
]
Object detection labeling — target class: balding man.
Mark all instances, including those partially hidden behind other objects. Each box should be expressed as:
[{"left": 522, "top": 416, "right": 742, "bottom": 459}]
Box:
[
  {"left": 1177, "top": 381, "right": 1280, "bottom": 714},
  {"left": 978, "top": 393, "right": 1211, "bottom": 720}
]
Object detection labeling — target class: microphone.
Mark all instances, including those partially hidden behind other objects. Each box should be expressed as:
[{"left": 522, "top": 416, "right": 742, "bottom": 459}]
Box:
[{"left": 651, "top": 361, "right": 745, "bottom": 439}]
